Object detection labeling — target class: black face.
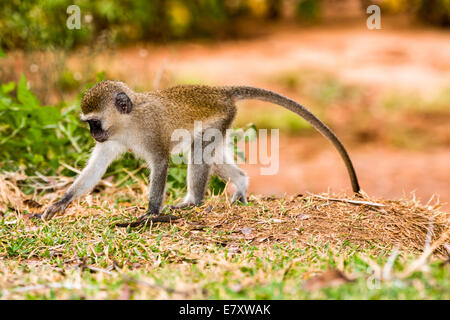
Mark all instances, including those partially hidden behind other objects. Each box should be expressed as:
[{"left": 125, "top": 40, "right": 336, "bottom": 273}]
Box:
[{"left": 87, "top": 119, "right": 109, "bottom": 142}]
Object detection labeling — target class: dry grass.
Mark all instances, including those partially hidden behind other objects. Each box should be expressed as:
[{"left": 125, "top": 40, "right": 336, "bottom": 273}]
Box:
[
  {"left": 0, "top": 173, "right": 449, "bottom": 299},
  {"left": 2, "top": 173, "right": 448, "bottom": 256}
]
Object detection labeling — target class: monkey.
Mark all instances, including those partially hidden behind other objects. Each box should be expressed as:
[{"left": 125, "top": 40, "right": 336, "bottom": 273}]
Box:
[{"left": 40, "top": 80, "right": 360, "bottom": 225}]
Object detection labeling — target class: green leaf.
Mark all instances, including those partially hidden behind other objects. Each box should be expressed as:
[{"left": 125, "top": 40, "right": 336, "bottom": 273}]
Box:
[
  {"left": 1, "top": 82, "right": 15, "bottom": 93},
  {"left": 17, "top": 74, "right": 40, "bottom": 108},
  {"left": 0, "top": 46, "right": 6, "bottom": 58},
  {"left": 37, "top": 106, "right": 62, "bottom": 125}
]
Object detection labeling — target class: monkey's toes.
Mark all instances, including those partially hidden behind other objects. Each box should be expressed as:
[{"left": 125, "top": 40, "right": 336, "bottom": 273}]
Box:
[
  {"left": 231, "top": 193, "right": 247, "bottom": 204},
  {"left": 170, "top": 201, "right": 202, "bottom": 210},
  {"left": 41, "top": 201, "right": 69, "bottom": 220},
  {"left": 41, "top": 208, "right": 57, "bottom": 220}
]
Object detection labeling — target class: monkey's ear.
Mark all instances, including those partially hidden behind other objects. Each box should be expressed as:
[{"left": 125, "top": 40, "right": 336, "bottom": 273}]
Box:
[{"left": 115, "top": 92, "right": 133, "bottom": 114}]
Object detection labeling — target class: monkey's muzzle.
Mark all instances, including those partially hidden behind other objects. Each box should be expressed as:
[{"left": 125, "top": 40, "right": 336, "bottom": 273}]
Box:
[{"left": 87, "top": 119, "right": 109, "bottom": 142}]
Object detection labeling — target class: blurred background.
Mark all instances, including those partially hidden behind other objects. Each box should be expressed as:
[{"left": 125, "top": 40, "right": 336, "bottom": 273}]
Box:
[{"left": 0, "top": 0, "right": 449, "bottom": 208}]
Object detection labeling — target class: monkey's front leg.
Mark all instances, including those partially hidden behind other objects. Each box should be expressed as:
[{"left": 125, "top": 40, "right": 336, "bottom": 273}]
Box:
[
  {"left": 135, "top": 157, "right": 170, "bottom": 222},
  {"left": 42, "top": 142, "right": 125, "bottom": 220},
  {"left": 117, "top": 157, "right": 179, "bottom": 228}
]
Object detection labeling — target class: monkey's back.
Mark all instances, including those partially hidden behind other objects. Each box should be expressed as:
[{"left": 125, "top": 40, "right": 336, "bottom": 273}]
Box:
[
  {"left": 156, "top": 85, "right": 234, "bottom": 123},
  {"left": 133, "top": 85, "right": 237, "bottom": 143}
]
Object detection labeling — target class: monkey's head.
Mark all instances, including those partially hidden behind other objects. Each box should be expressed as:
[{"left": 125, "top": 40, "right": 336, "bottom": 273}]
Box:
[{"left": 80, "top": 80, "right": 134, "bottom": 143}]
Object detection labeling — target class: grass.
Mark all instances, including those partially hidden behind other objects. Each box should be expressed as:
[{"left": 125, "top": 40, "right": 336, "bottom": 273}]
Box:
[{"left": 1, "top": 175, "right": 448, "bottom": 300}]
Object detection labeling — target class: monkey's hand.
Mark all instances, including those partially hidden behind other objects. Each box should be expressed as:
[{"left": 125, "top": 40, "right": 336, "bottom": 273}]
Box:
[{"left": 41, "top": 200, "right": 70, "bottom": 220}]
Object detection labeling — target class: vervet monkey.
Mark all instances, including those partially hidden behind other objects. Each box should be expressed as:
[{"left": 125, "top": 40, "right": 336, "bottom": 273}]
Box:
[{"left": 41, "top": 80, "right": 360, "bottom": 225}]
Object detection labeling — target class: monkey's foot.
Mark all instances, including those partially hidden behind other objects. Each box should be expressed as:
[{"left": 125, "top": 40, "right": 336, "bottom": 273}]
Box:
[
  {"left": 114, "top": 213, "right": 179, "bottom": 228},
  {"left": 231, "top": 192, "right": 247, "bottom": 204},
  {"left": 169, "top": 201, "right": 202, "bottom": 210}
]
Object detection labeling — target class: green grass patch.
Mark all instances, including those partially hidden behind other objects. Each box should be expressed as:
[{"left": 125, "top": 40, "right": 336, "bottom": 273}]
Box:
[{"left": 0, "top": 192, "right": 448, "bottom": 299}]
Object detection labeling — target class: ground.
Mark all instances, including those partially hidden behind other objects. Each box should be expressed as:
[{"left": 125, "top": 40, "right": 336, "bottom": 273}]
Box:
[{"left": 0, "top": 175, "right": 449, "bottom": 299}]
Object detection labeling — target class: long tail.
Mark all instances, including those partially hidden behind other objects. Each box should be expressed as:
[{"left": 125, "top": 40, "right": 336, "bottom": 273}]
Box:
[{"left": 226, "top": 86, "right": 361, "bottom": 193}]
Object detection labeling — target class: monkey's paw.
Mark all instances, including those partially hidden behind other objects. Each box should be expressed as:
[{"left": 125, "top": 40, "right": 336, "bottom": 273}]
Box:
[
  {"left": 42, "top": 201, "right": 69, "bottom": 220},
  {"left": 169, "top": 201, "right": 202, "bottom": 210},
  {"left": 231, "top": 192, "right": 247, "bottom": 204}
]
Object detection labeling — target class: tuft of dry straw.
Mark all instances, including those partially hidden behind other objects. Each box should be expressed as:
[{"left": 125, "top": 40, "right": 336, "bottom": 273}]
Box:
[
  {"left": 174, "top": 193, "right": 449, "bottom": 257},
  {"left": 0, "top": 173, "right": 28, "bottom": 212}
]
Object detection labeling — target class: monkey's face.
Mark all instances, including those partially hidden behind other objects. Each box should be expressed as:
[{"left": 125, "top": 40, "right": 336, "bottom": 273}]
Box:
[
  {"left": 81, "top": 109, "right": 114, "bottom": 143},
  {"left": 86, "top": 118, "right": 110, "bottom": 143},
  {"left": 81, "top": 99, "right": 132, "bottom": 143},
  {"left": 80, "top": 80, "right": 135, "bottom": 143}
]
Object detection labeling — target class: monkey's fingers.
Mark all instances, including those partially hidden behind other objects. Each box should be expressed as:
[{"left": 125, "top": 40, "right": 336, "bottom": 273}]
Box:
[
  {"left": 114, "top": 214, "right": 179, "bottom": 228},
  {"left": 41, "top": 201, "right": 69, "bottom": 220},
  {"left": 41, "top": 206, "right": 59, "bottom": 221}
]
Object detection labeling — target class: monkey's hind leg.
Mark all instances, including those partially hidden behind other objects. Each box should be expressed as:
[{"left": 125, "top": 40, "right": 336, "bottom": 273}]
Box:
[
  {"left": 172, "top": 162, "right": 211, "bottom": 209},
  {"left": 172, "top": 137, "right": 212, "bottom": 209},
  {"left": 212, "top": 161, "right": 248, "bottom": 204}
]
